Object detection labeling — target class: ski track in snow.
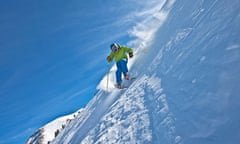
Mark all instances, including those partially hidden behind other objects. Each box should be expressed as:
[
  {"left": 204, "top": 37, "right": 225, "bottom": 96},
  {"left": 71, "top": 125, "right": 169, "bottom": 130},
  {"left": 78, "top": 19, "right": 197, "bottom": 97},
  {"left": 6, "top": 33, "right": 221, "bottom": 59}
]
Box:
[
  {"left": 81, "top": 76, "right": 152, "bottom": 144},
  {"left": 53, "top": 73, "right": 182, "bottom": 144},
  {"left": 143, "top": 74, "right": 182, "bottom": 144}
]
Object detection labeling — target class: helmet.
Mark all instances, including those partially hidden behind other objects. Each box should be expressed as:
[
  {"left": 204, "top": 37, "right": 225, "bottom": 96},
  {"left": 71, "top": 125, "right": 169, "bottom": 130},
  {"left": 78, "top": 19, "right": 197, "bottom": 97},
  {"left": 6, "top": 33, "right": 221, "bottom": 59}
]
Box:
[{"left": 110, "top": 43, "right": 120, "bottom": 52}]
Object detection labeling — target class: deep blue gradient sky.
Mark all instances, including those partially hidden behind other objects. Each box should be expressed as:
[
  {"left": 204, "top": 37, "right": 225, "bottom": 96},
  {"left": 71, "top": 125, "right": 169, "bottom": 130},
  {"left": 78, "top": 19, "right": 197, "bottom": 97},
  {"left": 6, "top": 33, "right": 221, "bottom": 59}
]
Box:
[{"left": 0, "top": 0, "right": 149, "bottom": 143}]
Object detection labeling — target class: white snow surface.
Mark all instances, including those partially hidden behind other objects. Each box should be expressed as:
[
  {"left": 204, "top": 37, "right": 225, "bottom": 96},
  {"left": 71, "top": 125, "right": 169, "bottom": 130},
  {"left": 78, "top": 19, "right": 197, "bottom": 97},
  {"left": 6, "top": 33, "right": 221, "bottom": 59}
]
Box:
[
  {"left": 53, "top": 74, "right": 181, "bottom": 144},
  {"left": 42, "top": 109, "right": 83, "bottom": 144},
  {"left": 48, "top": 0, "right": 240, "bottom": 144}
]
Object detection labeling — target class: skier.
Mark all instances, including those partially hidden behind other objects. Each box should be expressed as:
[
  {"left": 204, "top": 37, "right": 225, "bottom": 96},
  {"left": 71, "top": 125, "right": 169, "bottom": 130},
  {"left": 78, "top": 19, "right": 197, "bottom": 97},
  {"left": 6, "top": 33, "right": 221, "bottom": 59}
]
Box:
[{"left": 107, "top": 43, "right": 134, "bottom": 89}]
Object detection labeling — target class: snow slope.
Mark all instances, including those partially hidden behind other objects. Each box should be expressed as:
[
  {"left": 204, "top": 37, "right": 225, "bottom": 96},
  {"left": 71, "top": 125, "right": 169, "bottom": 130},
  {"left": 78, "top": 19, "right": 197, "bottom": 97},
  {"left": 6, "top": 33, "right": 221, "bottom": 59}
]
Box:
[{"left": 33, "top": 0, "right": 240, "bottom": 143}]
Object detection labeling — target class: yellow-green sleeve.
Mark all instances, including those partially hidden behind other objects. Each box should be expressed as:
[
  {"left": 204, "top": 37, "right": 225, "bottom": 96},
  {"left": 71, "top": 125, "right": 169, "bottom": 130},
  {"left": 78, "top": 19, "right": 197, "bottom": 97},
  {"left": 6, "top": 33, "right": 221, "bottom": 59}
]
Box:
[
  {"left": 108, "top": 52, "right": 115, "bottom": 62},
  {"left": 122, "top": 46, "right": 133, "bottom": 53}
]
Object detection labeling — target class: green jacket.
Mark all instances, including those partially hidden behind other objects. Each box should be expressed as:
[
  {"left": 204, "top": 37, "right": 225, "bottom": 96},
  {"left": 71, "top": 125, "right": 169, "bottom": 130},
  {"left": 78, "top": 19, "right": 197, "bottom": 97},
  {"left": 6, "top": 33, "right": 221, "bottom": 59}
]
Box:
[{"left": 108, "top": 46, "right": 133, "bottom": 62}]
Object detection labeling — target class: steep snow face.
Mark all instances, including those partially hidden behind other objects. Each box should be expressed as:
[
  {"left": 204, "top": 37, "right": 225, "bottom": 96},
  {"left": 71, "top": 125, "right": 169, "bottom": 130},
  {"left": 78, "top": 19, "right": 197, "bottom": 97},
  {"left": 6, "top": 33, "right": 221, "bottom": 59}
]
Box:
[
  {"left": 80, "top": 74, "right": 182, "bottom": 144},
  {"left": 53, "top": 75, "right": 181, "bottom": 144},
  {"left": 52, "top": 0, "right": 240, "bottom": 144},
  {"left": 148, "top": 0, "right": 240, "bottom": 143},
  {"left": 80, "top": 76, "right": 153, "bottom": 144}
]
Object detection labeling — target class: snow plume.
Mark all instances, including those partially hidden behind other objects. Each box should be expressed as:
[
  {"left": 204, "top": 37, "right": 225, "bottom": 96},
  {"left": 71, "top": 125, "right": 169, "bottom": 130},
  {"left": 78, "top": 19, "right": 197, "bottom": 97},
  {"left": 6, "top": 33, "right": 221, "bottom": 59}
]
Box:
[
  {"left": 97, "top": 0, "right": 176, "bottom": 91},
  {"left": 127, "top": 0, "right": 176, "bottom": 48}
]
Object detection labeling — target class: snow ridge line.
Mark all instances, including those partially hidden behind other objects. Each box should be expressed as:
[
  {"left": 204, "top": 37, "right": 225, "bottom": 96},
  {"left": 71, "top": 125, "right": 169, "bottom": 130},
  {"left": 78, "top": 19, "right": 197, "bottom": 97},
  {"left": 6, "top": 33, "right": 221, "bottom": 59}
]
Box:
[{"left": 142, "top": 74, "right": 183, "bottom": 144}]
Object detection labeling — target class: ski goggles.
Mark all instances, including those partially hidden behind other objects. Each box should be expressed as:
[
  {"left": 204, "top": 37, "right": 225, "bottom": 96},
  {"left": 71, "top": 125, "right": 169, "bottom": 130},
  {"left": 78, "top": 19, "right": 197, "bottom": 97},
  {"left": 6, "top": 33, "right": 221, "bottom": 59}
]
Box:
[{"left": 111, "top": 45, "right": 119, "bottom": 52}]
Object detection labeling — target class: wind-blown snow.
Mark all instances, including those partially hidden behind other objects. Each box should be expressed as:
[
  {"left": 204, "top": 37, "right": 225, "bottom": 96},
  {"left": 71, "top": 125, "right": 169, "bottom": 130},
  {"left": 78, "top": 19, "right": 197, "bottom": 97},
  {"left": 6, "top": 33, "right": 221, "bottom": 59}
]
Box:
[
  {"left": 52, "top": 0, "right": 240, "bottom": 143},
  {"left": 97, "top": 0, "right": 176, "bottom": 92}
]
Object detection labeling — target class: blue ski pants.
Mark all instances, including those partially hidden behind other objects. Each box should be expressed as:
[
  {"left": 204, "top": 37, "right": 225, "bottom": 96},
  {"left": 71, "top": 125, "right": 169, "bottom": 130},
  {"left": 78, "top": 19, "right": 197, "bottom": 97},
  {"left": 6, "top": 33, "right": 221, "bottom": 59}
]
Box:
[{"left": 116, "top": 59, "right": 128, "bottom": 84}]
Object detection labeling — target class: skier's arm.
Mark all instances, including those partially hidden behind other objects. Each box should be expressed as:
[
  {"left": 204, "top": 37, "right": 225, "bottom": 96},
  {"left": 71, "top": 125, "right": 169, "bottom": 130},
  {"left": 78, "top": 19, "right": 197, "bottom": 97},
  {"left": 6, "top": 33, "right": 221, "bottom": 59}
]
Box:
[
  {"left": 122, "top": 46, "right": 133, "bottom": 58},
  {"left": 107, "top": 52, "right": 114, "bottom": 62}
]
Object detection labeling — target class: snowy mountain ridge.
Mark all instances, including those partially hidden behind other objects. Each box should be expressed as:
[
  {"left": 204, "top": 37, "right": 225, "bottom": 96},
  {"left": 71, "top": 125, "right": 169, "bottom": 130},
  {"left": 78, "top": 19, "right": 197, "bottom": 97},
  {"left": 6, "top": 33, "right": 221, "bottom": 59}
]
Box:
[{"left": 26, "top": 109, "right": 83, "bottom": 144}]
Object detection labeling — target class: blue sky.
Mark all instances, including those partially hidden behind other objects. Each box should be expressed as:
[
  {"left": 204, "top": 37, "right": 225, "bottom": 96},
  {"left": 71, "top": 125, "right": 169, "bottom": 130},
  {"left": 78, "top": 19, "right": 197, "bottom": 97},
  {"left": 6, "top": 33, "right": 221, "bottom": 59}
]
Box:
[{"left": 0, "top": 0, "right": 154, "bottom": 143}]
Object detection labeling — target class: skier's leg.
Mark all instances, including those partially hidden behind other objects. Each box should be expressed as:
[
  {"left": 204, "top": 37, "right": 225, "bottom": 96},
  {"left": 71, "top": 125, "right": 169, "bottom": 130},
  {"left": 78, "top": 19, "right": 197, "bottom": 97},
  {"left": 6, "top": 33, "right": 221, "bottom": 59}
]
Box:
[
  {"left": 116, "top": 59, "right": 129, "bottom": 84},
  {"left": 116, "top": 61, "right": 123, "bottom": 84},
  {"left": 121, "top": 59, "right": 128, "bottom": 73},
  {"left": 116, "top": 69, "right": 122, "bottom": 84},
  {"left": 120, "top": 59, "right": 130, "bottom": 80}
]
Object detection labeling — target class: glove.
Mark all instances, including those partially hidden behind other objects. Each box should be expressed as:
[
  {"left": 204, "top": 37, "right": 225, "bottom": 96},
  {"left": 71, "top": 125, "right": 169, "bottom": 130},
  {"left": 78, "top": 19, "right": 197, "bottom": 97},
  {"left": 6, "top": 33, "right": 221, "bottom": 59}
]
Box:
[
  {"left": 107, "top": 56, "right": 112, "bottom": 62},
  {"left": 129, "top": 52, "right": 133, "bottom": 58}
]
